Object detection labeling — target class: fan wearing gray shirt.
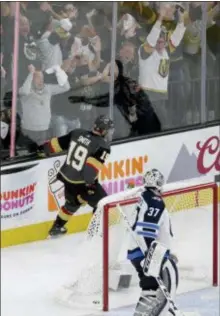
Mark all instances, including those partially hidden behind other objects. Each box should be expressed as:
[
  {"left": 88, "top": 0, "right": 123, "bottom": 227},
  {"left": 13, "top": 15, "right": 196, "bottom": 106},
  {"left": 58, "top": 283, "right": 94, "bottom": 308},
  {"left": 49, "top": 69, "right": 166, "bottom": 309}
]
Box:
[{"left": 19, "top": 64, "right": 70, "bottom": 145}]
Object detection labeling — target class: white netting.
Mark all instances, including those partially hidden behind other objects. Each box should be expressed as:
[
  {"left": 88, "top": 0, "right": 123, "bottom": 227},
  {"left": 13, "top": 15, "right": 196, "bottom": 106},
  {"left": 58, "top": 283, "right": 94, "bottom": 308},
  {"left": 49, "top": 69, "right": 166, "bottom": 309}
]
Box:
[
  {"left": 57, "top": 187, "right": 143, "bottom": 301},
  {"left": 164, "top": 185, "right": 216, "bottom": 289},
  {"left": 57, "top": 182, "right": 218, "bottom": 310}
]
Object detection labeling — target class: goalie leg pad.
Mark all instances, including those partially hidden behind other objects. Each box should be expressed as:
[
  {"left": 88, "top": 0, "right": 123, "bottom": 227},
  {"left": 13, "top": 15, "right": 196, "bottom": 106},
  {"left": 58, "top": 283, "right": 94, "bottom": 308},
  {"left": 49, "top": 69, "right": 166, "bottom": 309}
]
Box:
[
  {"left": 143, "top": 241, "right": 168, "bottom": 278},
  {"left": 134, "top": 288, "right": 169, "bottom": 316},
  {"left": 161, "top": 258, "right": 179, "bottom": 302}
]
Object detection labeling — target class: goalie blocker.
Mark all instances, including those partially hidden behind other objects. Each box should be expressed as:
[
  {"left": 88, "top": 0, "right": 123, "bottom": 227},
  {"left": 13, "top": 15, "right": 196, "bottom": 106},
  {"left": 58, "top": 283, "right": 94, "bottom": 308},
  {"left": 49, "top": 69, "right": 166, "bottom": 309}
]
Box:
[{"left": 128, "top": 169, "right": 179, "bottom": 316}]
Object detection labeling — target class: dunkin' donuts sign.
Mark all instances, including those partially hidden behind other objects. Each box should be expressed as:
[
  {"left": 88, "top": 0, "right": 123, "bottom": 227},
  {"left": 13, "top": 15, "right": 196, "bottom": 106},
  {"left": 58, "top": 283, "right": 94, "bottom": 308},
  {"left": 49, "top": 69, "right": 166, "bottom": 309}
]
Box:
[
  {"left": 0, "top": 183, "right": 37, "bottom": 219},
  {"left": 100, "top": 155, "right": 148, "bottom": 195}
]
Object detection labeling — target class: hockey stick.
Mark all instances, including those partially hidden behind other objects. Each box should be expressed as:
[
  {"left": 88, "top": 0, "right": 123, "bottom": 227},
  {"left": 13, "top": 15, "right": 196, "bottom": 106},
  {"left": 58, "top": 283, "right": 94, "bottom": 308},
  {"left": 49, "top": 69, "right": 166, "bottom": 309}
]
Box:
[
  {"left": 117, "top": 205, "right": 200, "bottom": 316},
  {"left": 116, "top": 204, "right": 188, "bottom": 316},
  {"left": 143, "top": 241, "right": 185, "bottom": 316}
]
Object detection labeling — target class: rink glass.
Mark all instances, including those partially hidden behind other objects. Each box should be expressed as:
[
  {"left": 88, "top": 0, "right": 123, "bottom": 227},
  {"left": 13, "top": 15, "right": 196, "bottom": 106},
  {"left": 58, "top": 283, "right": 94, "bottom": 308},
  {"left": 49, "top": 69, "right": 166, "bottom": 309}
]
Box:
[{"left": 0, "top": 1, "right": 219, "bottom": 157}]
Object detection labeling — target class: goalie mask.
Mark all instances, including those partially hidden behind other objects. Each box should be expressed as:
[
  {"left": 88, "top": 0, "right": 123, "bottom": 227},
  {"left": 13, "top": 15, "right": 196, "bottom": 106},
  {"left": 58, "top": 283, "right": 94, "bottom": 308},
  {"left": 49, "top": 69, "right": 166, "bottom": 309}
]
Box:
[{"left": 143, "top": 169, "right": 165, "bottom": 192}]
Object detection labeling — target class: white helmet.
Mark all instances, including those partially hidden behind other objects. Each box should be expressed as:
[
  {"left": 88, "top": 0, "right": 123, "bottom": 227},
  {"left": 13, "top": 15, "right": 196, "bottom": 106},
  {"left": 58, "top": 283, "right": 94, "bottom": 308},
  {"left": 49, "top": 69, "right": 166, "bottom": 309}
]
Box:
[{"left": 143, "top": 169, "right": 165, "bottom": 191}]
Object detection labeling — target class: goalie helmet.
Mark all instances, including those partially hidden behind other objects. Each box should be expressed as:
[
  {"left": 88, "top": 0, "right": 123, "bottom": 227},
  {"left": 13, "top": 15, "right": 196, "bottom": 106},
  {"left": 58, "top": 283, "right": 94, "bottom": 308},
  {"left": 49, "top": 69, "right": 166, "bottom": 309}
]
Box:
[{"left": 143, "top": 169, "right": 165, "bottom": 192}]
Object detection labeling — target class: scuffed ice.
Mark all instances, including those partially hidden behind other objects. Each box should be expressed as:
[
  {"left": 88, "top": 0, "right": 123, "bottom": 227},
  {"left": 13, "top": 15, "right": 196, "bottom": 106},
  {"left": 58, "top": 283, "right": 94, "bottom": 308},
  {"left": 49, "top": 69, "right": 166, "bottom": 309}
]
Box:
[
  {"left": 177, "top": 287, "right": 219, "bottom": 316},
  {"left": 105, "top": 287, "right": 219, "bottom": 316}
]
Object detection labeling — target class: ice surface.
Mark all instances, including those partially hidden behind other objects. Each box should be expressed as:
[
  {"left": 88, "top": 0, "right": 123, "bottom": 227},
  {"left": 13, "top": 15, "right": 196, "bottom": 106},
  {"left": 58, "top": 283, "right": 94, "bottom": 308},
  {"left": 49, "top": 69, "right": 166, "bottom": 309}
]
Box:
[
  {"left": 103, "top": 287, "right": 220, "bottom": 316},
  {"left": 1, "top": 204, "right": 219, "bottom": 316}
]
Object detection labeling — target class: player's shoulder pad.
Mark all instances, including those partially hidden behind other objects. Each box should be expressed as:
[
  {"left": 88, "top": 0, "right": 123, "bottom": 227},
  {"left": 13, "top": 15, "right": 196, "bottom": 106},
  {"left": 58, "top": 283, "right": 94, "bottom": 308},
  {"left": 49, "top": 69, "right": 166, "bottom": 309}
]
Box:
[
  {"left": 142, "top": 189, "right": 165, "bottom": 208},
  {"left": 95, "top": 135, "right": 111, "bottom": 151},
  {"left": 93, "top": 140, "right": 111, "bottom": 163},
  {"left": 71, "top": 127, "right": 86, "bottom": 135},
  {"left": 70, "top": 128, "right": 88, "bottom": 138},
  {"left": 102, "top": 139, "right": 111, "bottom": 153}
]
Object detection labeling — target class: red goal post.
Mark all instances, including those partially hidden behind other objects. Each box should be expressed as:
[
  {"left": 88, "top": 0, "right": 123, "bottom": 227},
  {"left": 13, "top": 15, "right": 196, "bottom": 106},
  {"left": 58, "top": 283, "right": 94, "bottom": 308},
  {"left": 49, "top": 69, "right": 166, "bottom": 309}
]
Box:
[{"left": 103, "top": 182, "right": 219, "bottom": 311}]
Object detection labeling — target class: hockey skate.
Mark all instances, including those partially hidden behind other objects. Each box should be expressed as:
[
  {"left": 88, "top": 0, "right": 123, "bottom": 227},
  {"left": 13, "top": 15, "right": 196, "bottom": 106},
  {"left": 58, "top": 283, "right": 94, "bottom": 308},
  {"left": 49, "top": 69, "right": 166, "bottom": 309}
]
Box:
[
  {"left": 134, "top": 288, "right": 167, "bottom": 316},
  {"left": 48, "top": 224, "right": 67, "bottom": 238}
]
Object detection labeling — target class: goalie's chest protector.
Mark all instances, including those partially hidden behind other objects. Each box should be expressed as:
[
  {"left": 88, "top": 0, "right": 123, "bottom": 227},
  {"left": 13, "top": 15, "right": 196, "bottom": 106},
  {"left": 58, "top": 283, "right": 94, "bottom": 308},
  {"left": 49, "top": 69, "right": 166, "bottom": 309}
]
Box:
[
  {"left": 135, "top": 190, "right": 173, "bottom": 250},
  {"left": 137, "top": 190, "right": 165, "bottom": 224}
]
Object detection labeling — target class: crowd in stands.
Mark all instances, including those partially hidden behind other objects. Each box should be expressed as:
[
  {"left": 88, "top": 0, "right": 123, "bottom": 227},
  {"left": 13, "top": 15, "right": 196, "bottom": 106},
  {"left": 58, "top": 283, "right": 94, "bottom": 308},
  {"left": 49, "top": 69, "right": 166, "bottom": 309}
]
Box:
[{"left": 0, "top": 1, "right": 220, "bottom": 157}]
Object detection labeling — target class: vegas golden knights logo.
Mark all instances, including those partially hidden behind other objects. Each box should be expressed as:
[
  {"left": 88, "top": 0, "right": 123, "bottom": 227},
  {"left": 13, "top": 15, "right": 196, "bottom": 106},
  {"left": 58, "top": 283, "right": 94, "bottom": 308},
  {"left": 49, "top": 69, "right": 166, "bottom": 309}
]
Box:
[{"left": 158, "top": 59, "right": 170, "bottom": 78}]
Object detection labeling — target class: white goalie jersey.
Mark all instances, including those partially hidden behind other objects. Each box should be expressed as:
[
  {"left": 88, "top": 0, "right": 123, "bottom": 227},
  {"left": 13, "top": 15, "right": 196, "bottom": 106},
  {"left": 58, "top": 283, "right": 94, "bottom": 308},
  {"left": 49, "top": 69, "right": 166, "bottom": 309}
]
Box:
[{"left": 128, "top": 187, "right": 174, "bottom": 261}]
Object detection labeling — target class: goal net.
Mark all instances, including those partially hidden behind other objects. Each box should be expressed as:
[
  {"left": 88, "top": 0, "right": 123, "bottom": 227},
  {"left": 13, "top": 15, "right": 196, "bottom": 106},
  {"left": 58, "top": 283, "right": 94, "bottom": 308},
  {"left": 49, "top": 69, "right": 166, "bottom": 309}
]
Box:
[{"left": 56, "top": 181, "right": 219, "bottom": 312}]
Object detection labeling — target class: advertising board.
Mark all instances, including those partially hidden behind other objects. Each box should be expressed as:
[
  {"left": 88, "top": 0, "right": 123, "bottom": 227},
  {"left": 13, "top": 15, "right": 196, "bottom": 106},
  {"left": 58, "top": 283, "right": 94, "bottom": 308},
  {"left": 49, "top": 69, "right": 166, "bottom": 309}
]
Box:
[{"left": 1, "top": 126, "right": 219, "bottom": 246}]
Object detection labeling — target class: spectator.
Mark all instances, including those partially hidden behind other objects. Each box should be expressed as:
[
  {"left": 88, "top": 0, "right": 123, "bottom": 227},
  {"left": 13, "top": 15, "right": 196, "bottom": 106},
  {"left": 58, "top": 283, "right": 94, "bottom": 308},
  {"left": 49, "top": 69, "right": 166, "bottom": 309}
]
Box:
[
  {"left": 206, "top": 3, "right": 220, "bottom": 59},
  {"left": 117, "top": 13, "right": 146, "bottom": 80},
  {"left": 1, "top": 69, "right": 6, "bottom": 109},
  {"left": 18, "top": 16, "right": 39, "bottom": 86},
  {"left": 118, "top": 41, "right": 138, "bottom": 80},
  {"left": 121, "top": 2, "right": 191, "bottom": 129},
  {"left": 117, "top": 13, "right": 145, "bottom": 49},
  {"left": 115, "top": 60, "right": 161, "bottom": 137},
  {"left": 47, "top": 3, "right": 80, "bottom": 52},
  {"left": 183, "top": 2, "right": 219, "bottom": 56},
  {"left": 0, "top": 107, "right": 37, "bottom": 157},
  {"left": 86, "top": 8, "right": 112, "bottom": 61},
  {"left": 19, "top": 2, "right": 32, "bottom": 18},
  {"left": 206, "top": 2, "right": 220, "bottom": 121},
  {"left": 2, "top": 14, "right": 39, "bottom": 87},
  {"left": 35, "top": 15, "right": 72, "bottom": 70},
  {"left": 46, "top": 2, "right": 79, "bottom": 24},
  {"left": 1, "top": 2, "right": 15, "bottom": 81},
  {"left": 68, "top": 59, "right": 131, "bottom": 138},
  {"left": 71, "top": 59, "right": 161, "bottom": 138},
  {"left": 69, "top": 25, "right": 101, "bottom": 66},
  {"left": 52, "top": 40, "right": 103, "bottom": 131},
  {"left": 182, "top": 2, "right": 220, "bottom": 123},
  {"left": 0, "top": 108, "right": 10, "bottom": 150},
  {"left": 1, "top": 48, "right": 6, "bottom": 109},
  {"left": 1, "top": 1, "right": 219, "bottom": 152},
  {"left": 138, "top": 5, "right": 186, "bottom": 129},
  {"left": 19, "top": 64, "right": 70, "bottom": 145}
]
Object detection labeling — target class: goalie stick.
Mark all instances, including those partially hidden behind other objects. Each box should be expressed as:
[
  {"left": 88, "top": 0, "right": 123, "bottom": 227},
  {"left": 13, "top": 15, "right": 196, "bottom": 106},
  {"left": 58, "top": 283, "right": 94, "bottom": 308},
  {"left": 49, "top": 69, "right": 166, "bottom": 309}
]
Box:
[{"left": 116, "top": 204, "right": 199, "bottom": 316}]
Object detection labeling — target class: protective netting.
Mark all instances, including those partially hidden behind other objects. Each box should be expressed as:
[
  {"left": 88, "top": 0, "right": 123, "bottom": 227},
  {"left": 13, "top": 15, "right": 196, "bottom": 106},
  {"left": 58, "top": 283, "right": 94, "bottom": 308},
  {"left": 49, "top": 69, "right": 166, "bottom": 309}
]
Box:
[
  {"left": 164, "top": 186, "right": 215, "bottom": 288},
  {"left": 67, "top": 206, "right": 136, "bottom": 295},
  {"left": 164, "top": 186, "right": 213, "bottom": 213},
  {"left": 59, "top": 187, "right": 142, "bottom": 300},
  {"left": 57, "top": 182, "right": 217, "bottom": 310}
]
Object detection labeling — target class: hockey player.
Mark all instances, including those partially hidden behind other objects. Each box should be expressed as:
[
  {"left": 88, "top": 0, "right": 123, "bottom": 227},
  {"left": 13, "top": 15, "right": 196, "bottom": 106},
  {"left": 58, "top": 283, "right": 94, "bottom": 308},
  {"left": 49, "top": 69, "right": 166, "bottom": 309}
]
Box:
[
  {"left": 128, "top": 169, "right": 179, "bottom": 316},
  {"left": 41, "top": 115, "right": 114, "bottom": 237}
]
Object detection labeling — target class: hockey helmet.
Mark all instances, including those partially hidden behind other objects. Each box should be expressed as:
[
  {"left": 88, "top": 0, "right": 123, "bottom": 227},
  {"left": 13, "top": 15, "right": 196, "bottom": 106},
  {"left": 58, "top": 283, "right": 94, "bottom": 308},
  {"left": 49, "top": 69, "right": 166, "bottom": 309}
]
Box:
[
  {"left": 93, "top": 115, "right": 114, "bottom": 141},
  {"left": 143, "top": 168, "right": 165, "bottom": 191}
]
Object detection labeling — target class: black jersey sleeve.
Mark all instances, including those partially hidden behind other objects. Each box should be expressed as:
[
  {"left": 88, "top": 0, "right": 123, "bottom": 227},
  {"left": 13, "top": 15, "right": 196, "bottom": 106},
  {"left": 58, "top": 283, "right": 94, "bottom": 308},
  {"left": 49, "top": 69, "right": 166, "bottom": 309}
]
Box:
[
  {"left": 43, "top": 133, "right": 72, "bottom": 154},
  {"left": 82, "top": 144, "right": 110, "bottom": 185}
]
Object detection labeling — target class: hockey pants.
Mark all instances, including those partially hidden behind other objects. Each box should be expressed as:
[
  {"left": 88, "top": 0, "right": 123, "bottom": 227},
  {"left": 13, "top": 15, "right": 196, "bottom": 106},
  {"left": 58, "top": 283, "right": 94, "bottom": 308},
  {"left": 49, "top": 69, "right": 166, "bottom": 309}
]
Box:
[{"left": 57, "top": 173, "right": 107, "bottom": 214}]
